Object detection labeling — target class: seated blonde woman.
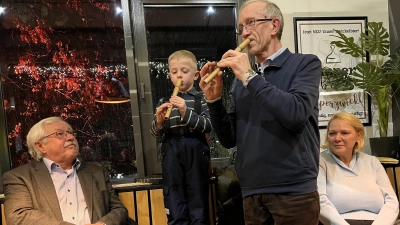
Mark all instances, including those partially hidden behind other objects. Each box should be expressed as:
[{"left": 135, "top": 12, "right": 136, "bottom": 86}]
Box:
[{"left": 318, "top": 112, "right": 399, "bottom": 225}]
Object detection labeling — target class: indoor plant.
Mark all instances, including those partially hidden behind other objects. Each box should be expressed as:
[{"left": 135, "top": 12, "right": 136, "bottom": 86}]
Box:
[
  {"left": 323, "top": 22, "right": 400, "bottom": 137},
  {"left": 323, "top": 21, "right": 400, "bottom": 157}
]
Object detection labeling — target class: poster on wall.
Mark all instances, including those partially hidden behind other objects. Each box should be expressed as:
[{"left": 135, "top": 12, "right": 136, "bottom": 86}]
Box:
[{"left": 293, "top": 16, "right": 371, "bottom": 127}]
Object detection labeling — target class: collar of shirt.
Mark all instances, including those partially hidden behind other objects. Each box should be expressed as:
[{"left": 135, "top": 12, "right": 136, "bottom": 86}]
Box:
[
  {"left": 43, "top": 157, "right": 81, "bottom": 173},
  {"left": 327, "top": 149, "right": 359, "bottom": 172},
  {"left": 178, "top": 87, "right": 198, "bottom": 97},
  {"left": 255, "top": 46, "right": 288, "bottom": 72}
]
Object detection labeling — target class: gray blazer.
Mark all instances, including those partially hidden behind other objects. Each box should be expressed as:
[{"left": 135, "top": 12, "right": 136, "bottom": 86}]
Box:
[{"left": 3, "top": 160, "right": 130, "bottom": 225}]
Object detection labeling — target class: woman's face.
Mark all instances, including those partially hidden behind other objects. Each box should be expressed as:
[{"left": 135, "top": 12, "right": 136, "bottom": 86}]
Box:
[{"left": 328, "top": 119, "right": 361, "bottom": 157}]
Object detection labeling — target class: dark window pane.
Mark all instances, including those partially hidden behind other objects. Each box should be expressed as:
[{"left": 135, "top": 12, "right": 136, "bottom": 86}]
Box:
[
  {"left": 144, "top": 6, "right": 237, "bottom": 158},
  {"left": 0, "top": 0, "right": 136, "bottom": 177}
]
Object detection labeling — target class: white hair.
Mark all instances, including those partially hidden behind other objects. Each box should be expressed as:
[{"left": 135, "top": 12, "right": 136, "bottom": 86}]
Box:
[
  {"left": 27, "top": 117, "right": 65, "bottom": 161},
  {"left": 239, "top": 0, "right": 284, "bottom": 40}
]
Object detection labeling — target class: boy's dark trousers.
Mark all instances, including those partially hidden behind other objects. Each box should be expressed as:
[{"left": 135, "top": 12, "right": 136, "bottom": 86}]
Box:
[{"left": 161, "top": 136, "right": 211, "bottom": 225}]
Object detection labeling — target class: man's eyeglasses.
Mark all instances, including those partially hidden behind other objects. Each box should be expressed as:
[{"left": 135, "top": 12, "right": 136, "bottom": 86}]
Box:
[
  {"left": 39, "top": 130, "right": 77, "bottom": 141},
  {"left": 236, "top": 18, "right": 273, "bottom": 35}
]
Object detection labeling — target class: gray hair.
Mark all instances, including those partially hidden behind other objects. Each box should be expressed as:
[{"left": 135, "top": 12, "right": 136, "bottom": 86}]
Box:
[
  {"left": 239, "top": 0, "right": 284, "bottom": 40},
  {"left": 27, "top": 117, "right": 65, "bottom": 161}
]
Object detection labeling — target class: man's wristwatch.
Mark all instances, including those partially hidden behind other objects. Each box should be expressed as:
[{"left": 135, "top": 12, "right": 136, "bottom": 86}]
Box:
[{"left": 242, "top": 69, "right": 257, "bottom": 88}]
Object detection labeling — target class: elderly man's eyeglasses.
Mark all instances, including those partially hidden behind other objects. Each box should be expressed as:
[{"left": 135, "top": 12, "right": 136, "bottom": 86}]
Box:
[
  {"left": 39, "top": 130, "right": 77, "bottom": 141},
  {"left": 236, "top": 18, "right": 273, "bottom": 35}
]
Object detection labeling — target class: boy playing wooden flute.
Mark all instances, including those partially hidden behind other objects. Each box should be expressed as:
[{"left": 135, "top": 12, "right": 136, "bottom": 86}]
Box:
[{"left": 150, "top": 50, "right": 212, "bottom": 225}]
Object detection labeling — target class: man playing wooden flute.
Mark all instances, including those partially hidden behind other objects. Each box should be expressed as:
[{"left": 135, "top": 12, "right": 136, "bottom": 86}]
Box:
[{"left": 199, "top": 0, "right": 321, "bottom": 224}]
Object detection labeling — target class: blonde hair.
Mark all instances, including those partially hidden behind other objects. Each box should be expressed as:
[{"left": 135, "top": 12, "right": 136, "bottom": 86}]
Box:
[
  {"left": 240, "top": 0, "right": 284, "bottom": 40},
  {"left": 27, "top": 117, "right": 65, "bottom": 161},
  {"left": 168, "top": 50, "right": 198, "bottom": 70},
  {"left": 321, "top": 112, "right": 365, "bottom": 152}
]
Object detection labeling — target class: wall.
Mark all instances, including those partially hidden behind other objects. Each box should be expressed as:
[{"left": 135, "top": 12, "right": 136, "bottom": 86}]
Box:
[{"left": 276, "top": 0, "right": 390, "bottom": 154}]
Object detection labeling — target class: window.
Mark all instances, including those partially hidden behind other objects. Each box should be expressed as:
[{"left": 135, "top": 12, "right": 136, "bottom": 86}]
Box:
[{"left": 0, "top": 0, "right": 136, "bottom": 178}]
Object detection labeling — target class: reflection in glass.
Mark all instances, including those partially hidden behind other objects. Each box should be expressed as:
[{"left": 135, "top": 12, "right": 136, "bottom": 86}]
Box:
[
  {"left": 144, "top": 6, "right": 237, "bottom": 159},
  {"left": 0, "top": 0, "right": 136, "bottom": 177}
]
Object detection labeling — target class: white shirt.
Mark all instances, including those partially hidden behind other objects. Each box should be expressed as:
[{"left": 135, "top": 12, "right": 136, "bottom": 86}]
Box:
[{"left": 43, "top": 158, "right": 90, "bottom": 225}]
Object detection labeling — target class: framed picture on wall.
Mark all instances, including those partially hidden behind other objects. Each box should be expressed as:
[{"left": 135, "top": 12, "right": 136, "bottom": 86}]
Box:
[{"left": 293, "top": 16, "right": 371, "bottom": 128}]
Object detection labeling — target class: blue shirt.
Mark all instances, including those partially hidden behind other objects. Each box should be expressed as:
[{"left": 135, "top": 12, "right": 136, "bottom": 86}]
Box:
[{"left": 43, "top": 157, "right": 90, "bottom": 225}]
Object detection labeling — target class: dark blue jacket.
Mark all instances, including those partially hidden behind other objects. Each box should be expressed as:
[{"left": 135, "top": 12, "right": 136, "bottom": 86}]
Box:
[{"left": 208, "top": 49, "right": 321, "bottom": 197}]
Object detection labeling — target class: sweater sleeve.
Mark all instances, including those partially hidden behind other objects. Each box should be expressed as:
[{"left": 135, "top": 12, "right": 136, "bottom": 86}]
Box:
[
  {"left": 371, "top": 158, "right": 399, "bottom": 225},
  {"left": 150, "top": 98, "right": 164, "bottom": 138},
  {"left": 207, "top": 98, "right": 237, "bottom": 149},
  {"left": 181, "top": 95, "right": 212, "bottom": 133},
  {"left": 318, "top": 157, "right": 350, "bottom": 225}
]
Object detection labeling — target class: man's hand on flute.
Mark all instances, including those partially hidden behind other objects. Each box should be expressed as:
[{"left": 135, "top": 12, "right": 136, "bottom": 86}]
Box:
[
  {"left": 218, "top": 50, "right": 252, "bottom": 81},
  {"left": 199, "top": 62, "right": 224, "bottom": 101}
]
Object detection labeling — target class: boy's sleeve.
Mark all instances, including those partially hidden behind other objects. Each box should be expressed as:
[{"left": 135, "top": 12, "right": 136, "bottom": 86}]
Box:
[
  {"left": 150, "top": 98, "right": 164, "bottom": 138},
  {"left": 180, "top": 94, "right": 212, "bottom": 133}
]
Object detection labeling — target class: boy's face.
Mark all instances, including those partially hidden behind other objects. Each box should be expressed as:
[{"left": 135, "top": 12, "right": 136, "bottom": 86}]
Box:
[{"left": 169, "top": 57, "right": 199, "bottom": 92}]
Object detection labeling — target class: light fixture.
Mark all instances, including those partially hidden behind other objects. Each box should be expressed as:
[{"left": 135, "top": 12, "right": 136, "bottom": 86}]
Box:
[
  {"left": 207, "top": 6, "right": 215, "bottom": 14},
  {"left": 0, "top": 7, "right": 6, "bottom": 15},
  {"left": 115, "top": 6, "right": 123, "bottom": 14},
  {"left": 95, "top": 72, "right": 130, "bottom": 104}
]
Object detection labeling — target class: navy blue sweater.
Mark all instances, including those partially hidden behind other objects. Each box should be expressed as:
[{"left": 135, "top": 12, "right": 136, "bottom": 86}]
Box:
[{"left": 208, "top": 49, "right": 321, "bottom": 197}]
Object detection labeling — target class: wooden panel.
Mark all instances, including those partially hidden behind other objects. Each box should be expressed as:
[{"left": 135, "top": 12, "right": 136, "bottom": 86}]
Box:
[
  {"left": 385, "top": 166, "right": 400, "bottom": 199},
  {"left": 2, "top": 204, "right": 7, "bottom": 225},
  {"left": 118, "top": 192, "right": 136, "bottom": 221},
  {"left": 150, "top": 189, "right": 167, "bottom": 224},
  {"left": 136, "top": 190, "right": 150, "bottom": 225},
  {"left": 386, "top": 167, "right": 395, "bottom": 187}
]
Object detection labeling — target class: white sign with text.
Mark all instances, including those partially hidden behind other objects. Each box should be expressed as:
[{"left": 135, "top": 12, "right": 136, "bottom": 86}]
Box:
[
  {"left": 294, "top": 17, "right": 370, "bottom": 127},
  {"left": 318, "top": 90, "right": 369, "bottom": 126}
]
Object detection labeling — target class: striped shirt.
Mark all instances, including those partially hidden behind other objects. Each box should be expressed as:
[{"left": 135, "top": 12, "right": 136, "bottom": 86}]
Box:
[
  {"left": 150, "top": 87, "right": 212, "bottom": 138},
  {"left": 43, "top": 157, "right": 90, "bottom": 225}
]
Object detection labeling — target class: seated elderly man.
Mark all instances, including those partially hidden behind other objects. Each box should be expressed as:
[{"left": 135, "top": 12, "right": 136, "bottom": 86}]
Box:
[{"left": 3, "top": 117, "right": 133, "bottom": 225}]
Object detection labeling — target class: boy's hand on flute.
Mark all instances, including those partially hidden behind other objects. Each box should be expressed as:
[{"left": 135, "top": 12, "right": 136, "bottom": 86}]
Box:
[
  {"left": 199, "top": 62, "right": 223, "bottom": 101},
  {"left": 155, "top": 102, "right": 171, "bottom": 128},
  {"left": 169, "top": 95, "right": 187, "bottom": 117},
  {"left": 218, "top": 50, "right": 252, "bottom": 81}
]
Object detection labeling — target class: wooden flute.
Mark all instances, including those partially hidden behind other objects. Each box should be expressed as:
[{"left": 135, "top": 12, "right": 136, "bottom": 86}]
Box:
[
  {"left": 164, "top": 78, "right": 182, "bottom": 120},
  {"left": 203, "top": 38, "right": 251, "bottom": 84}
]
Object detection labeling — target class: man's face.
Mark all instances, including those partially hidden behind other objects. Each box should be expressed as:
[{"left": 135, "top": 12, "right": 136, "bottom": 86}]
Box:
[
  {"left": 169, "top": 57, "right": 199, "bottom": 92},
  {"left": 36, "top": 121, "right": 79, "bottom": 167},
  {"left": 238, "top": 2, "right": 277, "bottom": 56}
]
